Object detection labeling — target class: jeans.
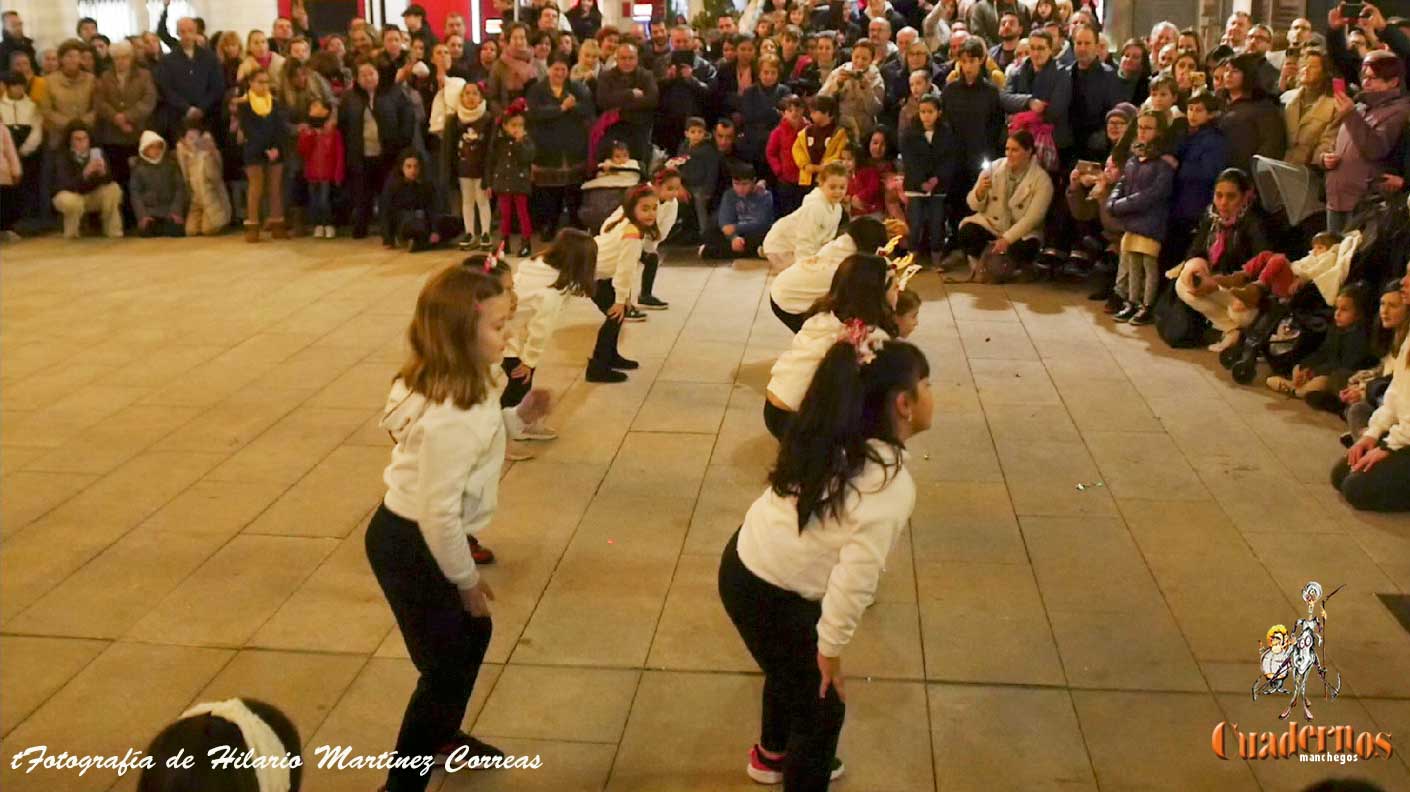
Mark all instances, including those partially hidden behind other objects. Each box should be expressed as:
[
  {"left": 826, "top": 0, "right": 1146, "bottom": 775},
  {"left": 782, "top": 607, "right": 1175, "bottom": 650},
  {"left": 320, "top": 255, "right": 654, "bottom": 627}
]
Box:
[
  {"left": 906, "top": 194, "right": 946, "bottom": 254},
  {"left": 352, "top": 153, "right": 394, "bottom": 238},
  {"left": 308, "top": 182, "right": 334, "bottom": 226},
  {"left": 719, "top": 531, "right": 845, "bottom": 791},
  {"left": 1330, "top": 445, "right": 1410, "bottom": 512},
  {"left": 365, "top": 504, "right": 493, "bottom": 792},
  {"left": 689, "top": 185, "right": 713, "bottom": 238},
  {"left": 1119, "top": 250, "right": 1158, "bottom": 305}
]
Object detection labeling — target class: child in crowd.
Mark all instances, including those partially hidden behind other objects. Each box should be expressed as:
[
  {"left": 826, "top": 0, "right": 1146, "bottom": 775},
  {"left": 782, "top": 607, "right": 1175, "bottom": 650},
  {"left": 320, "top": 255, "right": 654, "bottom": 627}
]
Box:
[
  {"left": 769, "top": 216, "right": 890, "bottom": 332},
  {"left": 765, "top": 253, "right": 899, "bottom": 438},
  {"left": 1268, "top": 283, "right": 1376, "bottom": 401},
  {"left": 1335, "top": 279, "right": 1408, "bottom": 439},
  {"left": 895, "top": 288, "right": 922, "bottom": 338},
  {"left": 296, "top": 98, "right": 344, "bottom": 238},
  {"left": 792, "top": 95, "right": 849, "bottom": 195},
  {"left": 490, "top": 100, "right": 537, "bottom": 257},
  {"left": 702, "top": 162, "right": 776, "bottom": 260},
  {"left": 139, "top": 698, "right": 303, "bottom": 792},
  {"left": 380, "top": 149, "right": 441, "bottom": 252},
  {"left": 454, "top": 80, "right": 495, "bottom": 251},
  {"left": 237, "top": 68, "right": 289, "bottom": 242},
  {"left": 129, "top": 130, "right": 186, "bottom": 237},
  {"left": 1145, "top": 74, "right": 1186, "bottom": 144},
  {"left": 368, "top": 265, "right": 551, "bottom": 792},
  {"left": 0, "top": 124, "right": 18, "bottom": 238},
  {"left": 1, "top": 71, "right": 41, "bottom": 232},
  {"left": 723, "top": 338, "right": 928, "bottom": 787},
  {"left": 897, "top": 70, "right": 936, "bottom": 134},
  {"left": 175, "top": 121, "right": 231, "bottom": 236},
  {"left": 899, "top": 94, "right": 957, "bottom": 268},
  {"left": 1107, "top": 110, "right": 1174, "bottom": 326},
  {"left": 678, "top": 116, "right": 721, "bottom": 238},
  {"left": 501, "top": 228, "right": 599, "bottom": 409},
  {"left": 766, "top": 95, "right": 808, "bottom": 216},
  {"left": 1166, "top": 91, "right": 1228, "bottom": 270},
  {"left": 762, "top": 160, "right": 849, "bottom": 272},
  {"left": 1217, "top": 231, "right": 1344, "bottom": 309},
  {"left": 587, "top": 184, "right": 658, "bottom": 383},
  {"left": 845, "top": 143, "right": 885, "bottom": 219}
]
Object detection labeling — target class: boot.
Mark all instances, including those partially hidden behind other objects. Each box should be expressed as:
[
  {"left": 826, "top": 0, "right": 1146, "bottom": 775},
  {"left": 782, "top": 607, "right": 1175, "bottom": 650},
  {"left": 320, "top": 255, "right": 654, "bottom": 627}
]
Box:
[
  {"left": 269, "top": 219, "right": 289, "bottom": 240},
  {"left": 586, "top": 359, "right": 628, "bottom": 383},
  {"left": 1229, "top": 282, "right": 1266, "bottom": 310},
  {"left": 609, "top": 353, "right": 639, "bottom": 370},
  {"left": 244, "top": 221, "right": 262, "bottom": 243}
]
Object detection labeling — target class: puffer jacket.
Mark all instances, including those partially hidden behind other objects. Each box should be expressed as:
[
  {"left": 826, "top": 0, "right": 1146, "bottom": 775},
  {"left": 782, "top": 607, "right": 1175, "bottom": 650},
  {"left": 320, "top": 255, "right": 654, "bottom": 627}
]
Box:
[
  {"left": 1171, "top": 125, "right": 1229, "bottom": 224},
  {"left": 1105, "top": 152, "right": 1174, "bottom": 241},
  {"left": 488, "top": 131, "right": 535, "bottom": 194}
]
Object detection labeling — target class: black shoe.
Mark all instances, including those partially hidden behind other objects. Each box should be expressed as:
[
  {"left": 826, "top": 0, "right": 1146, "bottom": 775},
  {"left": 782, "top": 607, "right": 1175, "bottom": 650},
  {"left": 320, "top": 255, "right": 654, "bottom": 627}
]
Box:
[
  {"left": 609, "top": 353, "right": 639, "bottom": 370},
  {"left": 624, "top": 306, "right": 647, "bottom": 322},
  {"left": 1113, "top": 303, "right": 1139, "bottom": 323},
  {"left": 517, "top": 240, "right": 532, "bottom": 257},
  {"left": 479, "top": 232, "right": 493, "bottom": 250},
  {"left": 540, "top": 224, "right": 557, "bottom": 243},
  {"left": 1103, "top": 294, "right": 1124, "bottom": 314},
  {"left": 1305, "top": 391, "right": 1345, "bottom": 414},
  {"left": 458, "top": 238, "right": 477, "bottom": 251},
  {"left": 638, "top": 295, "right": 669, "bottom": 310},
  {"left": 433, "top": 732, "right": 503, "bottom": 767},
  {"left": 586, "top": 360, "right": 629, "bottom": 382},
  {"left": 1340, "top": 432, "right": 1356, "bottom": 449},
  {"left": 1129, "top": 304, "right": 1155, "bottom": 325}
]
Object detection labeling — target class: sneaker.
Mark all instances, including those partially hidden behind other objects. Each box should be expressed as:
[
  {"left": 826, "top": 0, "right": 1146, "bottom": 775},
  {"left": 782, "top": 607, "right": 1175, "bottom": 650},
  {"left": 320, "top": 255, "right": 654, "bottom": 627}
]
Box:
[
  {"left": 624, "top": 307, "right": 647, "bottom": 322},
  {"left": 1102, "top": 294, "right": 1125, "bottom": 314},
  {"left": 468, "top": 536, "right": 496, "bottom": 565},
  {"left": 745, "top": 746, "right": 845, "bottom": 784},
  {"left": 517, "top": 241, "right": 532, "bottom": 258},
  {"left": 519, "top": 423, "right": 559, "bottom": 441},
  {"left": 325, "top": 225, "right": 336, "bottom": 239},
  {"left": 609, "top": 353, "right": 639, "bottom": 370},
  {"left": 1208, "top": 329, "right": 1241, "bottom": 353},
  {"left": 1129, "top": 304, "right": 1155, "bottom": 325},
  {"left": 697, "top": 244, "right": 707, "bottom": 259},
  {"left": 459, "top": 238, "right": 477, "bottom": 251},
  {"left": 638, "top": 295, "right": 669, "bottom": 310},
  {"left": 433, "top": 733, "right": 503, "bottom": 768},
  {"left": 1113, "top": 302, "right": 1139, "bottom": 323}
]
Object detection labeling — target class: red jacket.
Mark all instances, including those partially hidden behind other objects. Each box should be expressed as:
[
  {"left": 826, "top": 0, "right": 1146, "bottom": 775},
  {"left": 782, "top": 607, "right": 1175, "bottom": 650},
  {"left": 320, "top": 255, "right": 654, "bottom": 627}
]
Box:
[
  {"left": 766, "top": 119, "right": 804, "bottom": 186},
  {"left": 297, "top": 124, "right": 345, "bottom": 185},
  {"left": 848, "top": 165, "right": 883, "bottom": 215}
]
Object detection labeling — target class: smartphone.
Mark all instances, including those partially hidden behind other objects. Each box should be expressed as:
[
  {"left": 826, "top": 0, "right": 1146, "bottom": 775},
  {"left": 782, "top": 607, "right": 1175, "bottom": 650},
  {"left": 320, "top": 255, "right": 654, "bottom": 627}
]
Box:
[
  {"left": 1342, "top": 2, "right": 1365, "bottom": 18},
  {"left": 1333, "top": 77, "right": 1348, "bottom": 95},
  {"left": 89, "top": 147, "right": 104, "bottom": 162},
  {"left": 1076, "top": 160, "right": 1102, "bottom": 175},
  {"left": 485, "top": 18, "right": 503, "bottom": 35}
]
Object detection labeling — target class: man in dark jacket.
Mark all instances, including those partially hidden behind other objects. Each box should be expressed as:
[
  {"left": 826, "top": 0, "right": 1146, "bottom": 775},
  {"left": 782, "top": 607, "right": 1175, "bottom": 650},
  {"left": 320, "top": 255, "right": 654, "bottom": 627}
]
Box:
[
  {"left": 0, "top": 12, "right": 35, "bottom": 74},
  {"left": 989, "top": 11, "right": 1024, "bottom": 73},
  {"left": 1067, "top": 24, "right": 1118, "bottom": 164},
  {"left": 941, "top": 39, "right": 1005, "bottom": 246},
  {"left": 154, "top": 16, "right": 224, "bottom": 141},
  {"left": 658, "top": 24, "right": 717, "bottom": 86},
  {"left": 596, "top": 42, "right": 658, "bottom": 175},
  {"left": 340, "top": 62, "right": 415, "bottom": 238}
]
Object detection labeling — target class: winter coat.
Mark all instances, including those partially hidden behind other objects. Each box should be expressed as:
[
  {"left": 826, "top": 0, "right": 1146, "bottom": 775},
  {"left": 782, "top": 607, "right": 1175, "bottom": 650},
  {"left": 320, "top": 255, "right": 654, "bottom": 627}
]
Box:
[
  {"left": 297, "top": 122, "right": 346, "bottom": 184},
  {"left": 791, "top": 123, "right": 850, "bottom": 186},
  {"left": 525, "top": 78, "right": 595, "bottom": 171},
  {"left": 94, "top": 68, "right": 157, "bottom": 147},
  {"left": 1302, "top": 322, "right": 1377, "bottom": 379},
  {"left": 1217, "top": 95, "right": 1287, "bottom": 176},
  {"left": 129, "top": 132, "right": 187, "bottom": 220},
  {"left": 1281, "top": 87, "right": 1338, "bottom": 166},
  {"left": 1105, "top": 154, "right": 1175, "bottom": 242},
  {"left": 0, "top": 125, "right": 20, "bottom": 186},
  {"left": 899, "top": 122, "right": 960, "bottom": 193},
  {"left": 678, "top": 140, "right": 721, "bottom": 190},
  {"left": 0, "top": 93, "right": 42, "bottom": 157},
  {"left": 380, "top": 176, "right": 436, "bottom": 243},
  {"left": 237, "top": 98, "right": 290, "bottom": 166},
  {"left": 176, "top": 132, "right": 231, "bottom": 228},
  {"left": 1325, "top": 88, "right": 1410, "bottom": 212},
  {"left": 1068, "top": 60, "right": 1121, "bottom": 158},
  {"left": 154, "top": 46, "right": 225, "bottom": 133},
  {"left": 488, "top": 132, "right": 536, "bottom": 194},
  {"left": 961, "top": 157, "right": 1054, "bottom": 244},
  {"left": 338, "top": 87, "right": 416, "bottom": 173},
  {"left": 1184, "top": 210, "right": 1269, "bottom": 273},
  {"left": 595, "top": 67, "right": 658, "bottom": 126},
  {"left": 1000, "top": 59, "right": 1073, "bottom": 149},
  {"left": 452, "top": 107, "right": 494, "bottom": 180},
  {"left": 1171, "top": 124, "right": 1229, "bottom": 224},
  {"left": 738, "top": 84, "right": 791, "bottom": 165},
  {"left": 658, "top": 72, "right": 711, "bottom": 130},
  {"left": 941, "top": 75, "right": 1006, "bottom": 172},
  {"left": 41, "top": 71, "right": 96, "bottom": 148},
  {"left": 766, "top": 119, "right": 805, "bottom": 184},
  {"left": 52, "top": 148, "right": 114, "bottom": 195},
  {"left": 818, "top": 64, "right": 885, "bottom": 139}
]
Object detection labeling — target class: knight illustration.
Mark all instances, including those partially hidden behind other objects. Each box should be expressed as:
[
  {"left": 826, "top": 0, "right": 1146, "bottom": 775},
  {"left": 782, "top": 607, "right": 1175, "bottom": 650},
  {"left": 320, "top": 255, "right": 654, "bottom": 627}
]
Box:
[
  {"left": 1254, "top": 624, "right": 1293, "bottom": 697},
  {"left": 1252, "top": 581, "right": 1343, "bottom": 720}
]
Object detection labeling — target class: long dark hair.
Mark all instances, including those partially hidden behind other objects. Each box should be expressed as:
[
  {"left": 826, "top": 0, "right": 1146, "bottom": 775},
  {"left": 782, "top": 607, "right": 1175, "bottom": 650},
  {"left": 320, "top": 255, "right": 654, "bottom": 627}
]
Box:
[
  {"left": 770, "top": 341, "right": 929, "bottom": 528},
  {"left": 138, "top": 698, "right": 303, "bottom": 792},
  {"left": 807, "top": 253, "right": 899, "bottom": 335}
]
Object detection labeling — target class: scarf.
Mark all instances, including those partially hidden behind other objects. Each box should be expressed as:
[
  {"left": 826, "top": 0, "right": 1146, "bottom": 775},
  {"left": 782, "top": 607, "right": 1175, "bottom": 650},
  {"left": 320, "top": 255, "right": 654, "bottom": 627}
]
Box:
[
  {"left": 248, "top": 90, "right": 273, "bottom": 117},
  {"left": 456, "top": 95, "right": 486, "bottom": 125},
  {"left": 497, "top": 48, "right": 536, "bottom": 92},
  {"left": 1205, "top": 201, "right": 1246, "bottom": 268}
]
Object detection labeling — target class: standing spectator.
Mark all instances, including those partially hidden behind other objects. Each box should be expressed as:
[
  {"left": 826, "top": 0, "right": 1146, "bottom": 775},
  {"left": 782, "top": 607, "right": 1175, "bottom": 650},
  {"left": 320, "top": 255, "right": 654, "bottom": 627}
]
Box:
[
  {"left": 1324, "top": 51, "right": 1410, "bottom": 233},
  {"left": 767, "top": 95, "right": 808, "bottom": 215},
  {"left": 41, "top": 41, "right": 95, "bottom": 150},
  {"left": 9, "top": 51, "right": 45, "bottom": 106},
  {"left": 941, "top": 38, "right": 1005, "bottom": 245},
  {"left": 270, "top": 16, "right": 296, "bottom": 56},
  {"left": 0, "top": 70, "right": 40, "bottom": 227},
  {"left": 239, "top": 31, "right": 287, "bottom": 90},
  {"left": 94, "top": 41, "right": 155, "bottom": 216},
  {"left": 818, "top": 40, "right": 884, "bottom": 139},
  {"left": 51, "top": 121, "right": 123, "bottom": 238},
  {"left": 655, "top": 50, "right": 711, "bottom": 155},
  {"left": 402, "top": 4, "right": 438, "bottom": 52},
  {"left": 1244, "top": 24, "right": 1281, "bottom": 96},
  {"left": 214, "top": 32, "right": 244, "bottom": 89},
  {"left": 281, "top": 58, "right": 334, "bottom": 236},
  {"left": 1281, "top": 49, "right": 1337, "bottom": 166},
  {"left": 718, "top": 33, "right": 761, "bottom": 114},
  {"left": 1067, "top": 25, "right": 1118, "bottom": 163},
  {"left": 572, "top": 39, "right": 602, "bottom": 84},
  {"left": 340, "top": 61, "right": 415, "bottom": 239},
  {"left": 1166, "top": 91, "right": 1227, "bottom": 270},
  {"left": 489, "top": 102, "right": 536, "bottom": 256},
  {"left": 596, "top": 43, "right": 659, "bottom": 173},
  {"left": 1001, "top": 30, "right": 1072, "bottom": 152},
  {"left": 989, "top": 11, "right": 1024, "bottom": 73},
  {"left": 1216, "top": 55, "right": 1285, "bottom": 176},
  {"left": 968, "top": 0, "right": 1028, "bottom": 50},
  {"left": 154, "top": 16, "right": 224, "bottom": 140},
  {"left": 527, "top": 54, "right": 595, "bottom": 238},
  {"left": 0, "top": 11, "right": 35, "bottom": 73},
  {"left": 738, "top": 55, "right": 791, "bottom": 176},
  {"left": 566, "top": 0, "right": 603, "bottom": 42},
  {"left": 465, "top": 39, "right": 498, "bottom": 85},
  {"left": 237, "top": 68, "right": 290, "bottom": 241},
  {"left": 374, "top": 25, "right": 409, "bottom": 90},
  {"left": 1114, "top": 38, "right": 1151, "bottom": 107},
  {"left": 900, "top": 94, "right": 958, "bottom": 267},
  {"left": 487, "top": 23, "right": 537, "bottom": 112},
  {"left": 129, "top": 130, "right": 187, "bottom": 237}
]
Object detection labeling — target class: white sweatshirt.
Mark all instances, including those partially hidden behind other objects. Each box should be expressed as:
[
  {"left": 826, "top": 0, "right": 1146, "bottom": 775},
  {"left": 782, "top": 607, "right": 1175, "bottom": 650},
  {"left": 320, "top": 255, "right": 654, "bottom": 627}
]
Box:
[
  {"left": 603, "top": 196, "right": 679, "bottom": 293},
  {"left": 380, "top": 379, "right": 526, "bottom": 589},
  {"left": 767, "top": 313, "right": 890, "bottom": 411},
  {"left": 769, "top": 234, "right": 857, "bottom": 315},
  {"left": 594, "top": 219, "right": 645, "bottom": 304},
  {"left": 504, "top": 257, "right": 574, "bottom": 369},
  {"left": 736, "top": 441, "right": 915, "bottom": 657},
  {"left": 0, "top": 93, "right": 42, "bottom": 157},
  {"left": 1365, "top": 338, "right": 1410, "bottom": 451},
  {"left": 762, "top": 188, "right": 843, "bottom": 261}
]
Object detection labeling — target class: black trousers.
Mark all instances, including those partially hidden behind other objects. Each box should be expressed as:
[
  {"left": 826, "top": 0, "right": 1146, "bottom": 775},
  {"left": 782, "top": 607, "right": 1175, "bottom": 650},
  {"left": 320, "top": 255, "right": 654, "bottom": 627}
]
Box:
[
  {"left": 351, "top": 153, "right": 395, "bottom": 238},
  {"left": 763, "top": 400, "right": 795, "bottom": 439},
  {"left": 775, "top": 181, "right": 806, "bottom": 218},
  {"left": 499, "top": 356, "right": 534, "bottom": 408},
  {"left": 387, "top": 209, "right": 432, "bottom": 250},
  {"left": 702, "top": 226, "right": 765, "bottom": 259},
  {"left": 1330, "top": 446, "right": 1410, "bottom": 512},
  {"left": 590, "top": 278, "right": 622, "bottom": 365},
  {"left": 534, "top": 184, "right": 585, "bottom": 232},
  {"left": 955, "top": 223, "right": 1041, "bottom": 266},
  {"left": 639, "top": 251, "right": 660, "bottom": 297},
  {"left": 719, "top": 530, "right": 845, "bottom": 791},
  {"left": 365, "top": 504, "right": 493, "bottom": 792},
  {"left": 770, "top": 298, "right": 807, "bottom": 334}
]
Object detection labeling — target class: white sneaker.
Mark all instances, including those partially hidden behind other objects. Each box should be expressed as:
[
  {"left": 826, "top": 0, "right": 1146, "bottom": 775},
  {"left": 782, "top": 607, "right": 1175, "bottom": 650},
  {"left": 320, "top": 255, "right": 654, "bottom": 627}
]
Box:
[
  {"left": 519, "top": 423, "right": 559, "bottom": 441},
  {"left": 324, "top": 225, "right": 336, "bottom": 239},
  {"left": 1208, "top": 330, "right": 1241, "bottom": 353}
]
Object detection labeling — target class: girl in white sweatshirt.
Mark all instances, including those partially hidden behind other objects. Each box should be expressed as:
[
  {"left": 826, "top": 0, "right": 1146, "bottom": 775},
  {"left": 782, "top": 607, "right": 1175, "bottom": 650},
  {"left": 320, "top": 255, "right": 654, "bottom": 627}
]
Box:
[
  {"left": 601, "top": 167, "right": 684, "bottom": 316},
  {"left": 765, "top": 253, "right": 899, "bottom": 439},
  {"left": 367, "top": 264, "right": 552, "bottom": 792},
  {"left": 501, "top": 228, "right": 599, "bottom": 406},
  {"left": 587, "top": 184, "right": 658, "bottom": 383},
  {"left": 769, "top": 215, "right": 889, "bottom": 333},
  {"left": 721, "top": 339, "right": 932, "bottom": 788},
  {"left": 761, "top": 160, "right": 849, "bottom": 272}
]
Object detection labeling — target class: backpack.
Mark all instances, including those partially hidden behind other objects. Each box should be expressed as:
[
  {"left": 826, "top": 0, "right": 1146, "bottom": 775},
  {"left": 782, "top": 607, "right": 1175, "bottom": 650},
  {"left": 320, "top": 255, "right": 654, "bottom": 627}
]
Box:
[{"left": 1154, "top": 282, "right": 1207, "bottom": 348}]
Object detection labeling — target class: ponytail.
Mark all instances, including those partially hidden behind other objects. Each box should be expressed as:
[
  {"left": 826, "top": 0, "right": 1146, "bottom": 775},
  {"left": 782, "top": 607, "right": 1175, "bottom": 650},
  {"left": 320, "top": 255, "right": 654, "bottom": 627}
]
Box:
[{"left": 769, "top": 340, "right": 929, "bottom": 529}]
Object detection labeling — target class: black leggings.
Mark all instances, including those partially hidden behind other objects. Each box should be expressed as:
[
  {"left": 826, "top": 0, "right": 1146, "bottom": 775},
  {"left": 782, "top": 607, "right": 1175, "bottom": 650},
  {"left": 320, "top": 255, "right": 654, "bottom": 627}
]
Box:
[
  {"left": 771, "top": 299, "right": 807, "bottom": 334},
  {"left": 590, "top": 277, "right": 622, "bottom": 365},
  {"left": 763, "top": 400, "right": 794, "bottom": 440},
  {"left": 719, "top": 530, "right": 845, "bottom": 791},
  {"left": 1329, "top": 446, "right": 1410, "bottom": 512},
  {"left": 500, "top": 356, "right": 534, "bottom": 408},
  {"left": 365, "top": 504, "right": 493, "bottom": 792},
  {"left": 955, "top": 222, "right": 1041, "bottom": 265},
  {"left": 640, "top": 251, "right": 660, "bottom": 298}
]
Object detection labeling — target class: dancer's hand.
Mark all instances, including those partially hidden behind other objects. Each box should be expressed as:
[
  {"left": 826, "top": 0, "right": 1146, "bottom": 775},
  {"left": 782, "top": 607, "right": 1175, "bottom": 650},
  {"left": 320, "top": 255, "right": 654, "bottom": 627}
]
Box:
[
  {"left": 1352, "top": 445, "right": 1390, "bottom": 472},
  {"left": 1347, "top": 435, "right": 1378, "bottom": 466},
  {"left": 817, "top": 652, "right": 845, "bottom": 701},
  {"left": 460, "top": 581, "right": 495, "bottom": 616},
  {"left": 608, "top": 302, "right": 626, "bottom": 320}
]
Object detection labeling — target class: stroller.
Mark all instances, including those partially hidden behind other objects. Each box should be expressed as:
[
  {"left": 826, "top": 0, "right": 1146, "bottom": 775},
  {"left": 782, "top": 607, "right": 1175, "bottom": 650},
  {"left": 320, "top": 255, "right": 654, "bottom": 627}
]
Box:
[{"left": 1219, "top": 285, "right": 1332, "bottom": 383}]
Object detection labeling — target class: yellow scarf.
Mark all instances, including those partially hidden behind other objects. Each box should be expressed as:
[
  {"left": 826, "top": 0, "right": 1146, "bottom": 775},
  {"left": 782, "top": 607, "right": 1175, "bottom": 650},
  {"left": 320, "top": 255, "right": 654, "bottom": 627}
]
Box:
[{"left": 248, "top": 90, "right": 273, "bottom": 117}]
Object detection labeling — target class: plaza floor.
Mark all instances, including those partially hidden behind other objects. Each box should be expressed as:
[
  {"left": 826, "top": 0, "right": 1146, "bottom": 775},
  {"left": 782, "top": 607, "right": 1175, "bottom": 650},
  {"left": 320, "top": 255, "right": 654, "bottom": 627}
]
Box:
[{"left": 1, "top": 233, "right": 1408, "bottom": 792}]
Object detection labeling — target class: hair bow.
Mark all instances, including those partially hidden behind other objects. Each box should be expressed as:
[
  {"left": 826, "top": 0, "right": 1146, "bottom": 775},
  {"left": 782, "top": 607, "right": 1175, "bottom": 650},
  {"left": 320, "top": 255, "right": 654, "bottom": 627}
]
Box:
[
  {"left": 840, "top": 318, "right": 880, "bottom": 365},
  {"left": 501, "top": 96, "right": 528, "bottom": 122},
  {"left": 483, "top": 241, "right": 506, "bottom": 272}
]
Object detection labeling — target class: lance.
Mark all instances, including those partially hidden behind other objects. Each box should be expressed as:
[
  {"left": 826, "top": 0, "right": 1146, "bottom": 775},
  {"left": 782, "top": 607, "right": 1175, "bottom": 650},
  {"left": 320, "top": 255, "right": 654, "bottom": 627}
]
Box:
[{"left": 1320, "top": 583, "right": 1345, "bottom": 698}]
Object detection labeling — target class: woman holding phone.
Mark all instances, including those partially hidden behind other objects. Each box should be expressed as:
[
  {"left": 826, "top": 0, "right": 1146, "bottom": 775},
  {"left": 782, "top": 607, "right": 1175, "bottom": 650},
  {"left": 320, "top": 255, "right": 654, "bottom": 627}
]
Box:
[{"left": 1323, "top": 50, "right": 1410, "bottom": 232}]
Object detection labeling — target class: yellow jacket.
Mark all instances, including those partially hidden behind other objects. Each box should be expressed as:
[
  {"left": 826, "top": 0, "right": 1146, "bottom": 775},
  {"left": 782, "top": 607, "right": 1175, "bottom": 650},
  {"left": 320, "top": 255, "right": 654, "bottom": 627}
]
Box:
[{"left": 792, "top": 123, "right": 849, "bottom": 186}]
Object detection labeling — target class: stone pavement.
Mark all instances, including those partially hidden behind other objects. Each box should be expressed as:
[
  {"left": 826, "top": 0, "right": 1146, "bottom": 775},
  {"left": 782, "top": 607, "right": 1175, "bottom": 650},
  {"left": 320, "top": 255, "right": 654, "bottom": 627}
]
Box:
[{"left": 1, "top": 234, "right": 1407, "bottom": 791}]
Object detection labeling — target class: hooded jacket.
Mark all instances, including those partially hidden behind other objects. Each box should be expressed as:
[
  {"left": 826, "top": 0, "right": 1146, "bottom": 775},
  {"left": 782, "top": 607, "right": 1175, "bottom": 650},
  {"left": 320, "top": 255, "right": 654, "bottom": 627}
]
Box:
[
  {"left": 380, "top": 379, "right": 527, "bottom": 589},
  {"left": 763, "top": 187, "right": 844, "bottom": 261},
  {"left": 129, "top": 130, "right": 187, "bottom": 220},
  {"left": 1105, "top": 151, "right": 1174, "bottom": 242}
]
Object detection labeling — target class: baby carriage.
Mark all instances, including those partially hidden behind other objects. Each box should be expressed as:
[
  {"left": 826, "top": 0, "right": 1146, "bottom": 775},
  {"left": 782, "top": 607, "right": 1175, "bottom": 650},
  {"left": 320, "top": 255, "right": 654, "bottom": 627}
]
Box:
[
  {"left": 577, "top": 150, "right": 643, "bottom": 233},
  {"left": 1220, "top": 287, "right": 1332, "bottom": 384}
]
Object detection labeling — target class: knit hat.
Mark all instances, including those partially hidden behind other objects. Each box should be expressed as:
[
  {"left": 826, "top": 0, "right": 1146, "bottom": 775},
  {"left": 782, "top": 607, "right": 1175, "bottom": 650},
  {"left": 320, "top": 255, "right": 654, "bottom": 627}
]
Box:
[{"left": 1105, "top": 102, "right": 1137, "bottom": 123}]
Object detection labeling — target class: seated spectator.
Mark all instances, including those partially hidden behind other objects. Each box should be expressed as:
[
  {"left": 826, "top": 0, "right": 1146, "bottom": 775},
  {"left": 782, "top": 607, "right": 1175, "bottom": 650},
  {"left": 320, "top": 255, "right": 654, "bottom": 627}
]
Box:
[
  {"left": 1268, "top": 282, "right": 1376, "bottom": 401},
  {"left": 1335, "top": 278, "right": 1409, "bottom": 441},
  {"left": 51, "top": 120, "right": 123, "bottom": 238},
  {"left": 381, "top": 148, "right": 440, "bottom": 251},
  {"left": 129, "top": 130, "right": 186, "bottom": 237},
  {"left": 1324, "top": 50, "right": 1410, "bottom": 233},
  {"left": 175, "top": 120, "right": 231, "bottom": 236},
  {"left": 702, "top": 162, "right": 775, "bottom": 258},
  {"left": 1174, "top": 167, "right": 1268, "bottom": 353},
  {"left": 953, "top": 130, "right": 1053, "bottom": 281}
]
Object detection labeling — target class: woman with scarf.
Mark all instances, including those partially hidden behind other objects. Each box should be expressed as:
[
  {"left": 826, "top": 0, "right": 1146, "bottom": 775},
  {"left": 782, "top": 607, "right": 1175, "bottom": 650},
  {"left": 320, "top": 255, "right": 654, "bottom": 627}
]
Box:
[
  {"left": 237, "top": 67, "right": 290, "bottom": 242},
  {"left": 527, "top": 53, "right": 595, "bottom": 239},
  {"left": 1323, "top": 50, "right": 1410, "bottom": 233},
  {"left": 237, "top": 30, "right": 286, "bottom": 93},
  {"left": 487, "top": 23, "right": 539, "bottom": 115},
  {"left": 1174, "top": 168, "right": 1269, "bottom": 353}
]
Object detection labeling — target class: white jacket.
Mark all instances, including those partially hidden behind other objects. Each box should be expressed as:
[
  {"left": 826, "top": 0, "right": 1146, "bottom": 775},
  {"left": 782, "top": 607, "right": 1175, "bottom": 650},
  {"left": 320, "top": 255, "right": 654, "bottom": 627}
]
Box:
[
  {"left": 763, "top": 188, "right": 843, "bottom": 261},
  {"left": 0, "top": 92, "right": 42, "bottom": 157},
  {"left": 736, "top": 440, "right": 915, "bottom": 657},
  {"left": 594, "top": 218, "right": 645, "bottom": 304},
  {"left": 603, "top": 196, "right": 679, "bottom": 295},
  {"left": 380, "top": 379, "right": 526, "bottom": 589},
  {"left": 428, "top": 77, "right": 465, "bottom": 136},
  {"left": 960, "top": 156, "right": 1054, "bottom": 244},
  {"left": 1365, "top": 336, "right": 1410, "bottom": 452},
  {"left": 769, "top": 234, "right": 857, "bottom": 315},
  {"left": 767, "top": 312, "right": 890, "bottom": 411},
  {"left": 504, "top": 256, "right": 575, "bottom": 369}
]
